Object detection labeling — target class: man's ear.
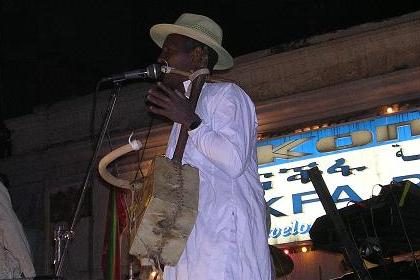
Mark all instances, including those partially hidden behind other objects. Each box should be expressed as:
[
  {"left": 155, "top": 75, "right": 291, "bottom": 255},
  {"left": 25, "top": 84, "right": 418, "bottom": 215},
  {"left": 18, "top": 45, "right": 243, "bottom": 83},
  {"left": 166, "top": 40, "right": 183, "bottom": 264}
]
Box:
[{"left": 191, "top": 46, "right": 208, "bottom": 69}]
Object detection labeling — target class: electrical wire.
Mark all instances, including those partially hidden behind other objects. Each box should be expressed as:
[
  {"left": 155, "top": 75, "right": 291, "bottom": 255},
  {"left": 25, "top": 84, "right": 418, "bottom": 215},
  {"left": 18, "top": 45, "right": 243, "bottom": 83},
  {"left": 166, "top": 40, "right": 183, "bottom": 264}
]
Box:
[
  {"left": 127, "top": 116, "right": 155, "bottom": 233},
  {"left": 368, "top": 202, "right": 390, "bottom": 277},
  {"left": 130, "top": 117, "right": 154, "bottom": 184},
  {"left": 344, "top": 215, "right": 373, "bottom": 280},
  {"left": 389, "top": 180, "right": 420, "bottom": 278},
  {"left": 347, "top": 194, "right": 390, "bottom": 277}
]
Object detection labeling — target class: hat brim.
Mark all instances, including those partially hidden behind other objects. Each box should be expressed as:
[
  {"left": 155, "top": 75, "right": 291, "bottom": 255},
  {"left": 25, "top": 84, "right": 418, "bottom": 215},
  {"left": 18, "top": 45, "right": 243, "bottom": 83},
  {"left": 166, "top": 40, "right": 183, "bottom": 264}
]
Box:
[{"left": 150, "top": 24, "right": 233, "bottom": 70}]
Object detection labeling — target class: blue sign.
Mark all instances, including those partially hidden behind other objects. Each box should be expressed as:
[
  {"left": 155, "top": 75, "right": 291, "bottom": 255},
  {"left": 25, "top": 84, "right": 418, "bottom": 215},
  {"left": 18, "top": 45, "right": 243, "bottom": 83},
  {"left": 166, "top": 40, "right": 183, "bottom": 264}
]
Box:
[{"left": 258, "top": 111, "right": 420, "bottom": 245}]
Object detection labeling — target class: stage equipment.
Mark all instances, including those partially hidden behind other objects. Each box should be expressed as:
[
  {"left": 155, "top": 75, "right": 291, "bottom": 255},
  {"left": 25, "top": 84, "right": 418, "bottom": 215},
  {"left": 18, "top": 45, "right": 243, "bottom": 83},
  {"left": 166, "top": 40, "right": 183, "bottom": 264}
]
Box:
[
  {"left": 53, "top": 224, "right": 69, "bottom": 274},
  {"left": 100, "top": 63, "right": 231, "bottom": 83},
  {"left": 55, "top": 77, "right": 141, "bottom": 277},
  {"left": 330, "top": 259, "right": 420, "bottom": 280},
  {"left": 101, "top": 64, "right": 162, "bottom": 82},
  {"left": 308, "top": 167, "right": 372, "bottom": 280},
  {"left": 310, "top": 180, "right": 420, "bottom": 264}
]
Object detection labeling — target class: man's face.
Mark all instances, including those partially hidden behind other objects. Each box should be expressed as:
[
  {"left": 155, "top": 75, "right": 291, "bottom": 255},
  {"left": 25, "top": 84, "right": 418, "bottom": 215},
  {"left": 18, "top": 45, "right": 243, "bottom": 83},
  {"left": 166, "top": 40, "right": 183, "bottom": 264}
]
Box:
[{"left": 157, "top": 34, "right": 202, "bottom": 90}]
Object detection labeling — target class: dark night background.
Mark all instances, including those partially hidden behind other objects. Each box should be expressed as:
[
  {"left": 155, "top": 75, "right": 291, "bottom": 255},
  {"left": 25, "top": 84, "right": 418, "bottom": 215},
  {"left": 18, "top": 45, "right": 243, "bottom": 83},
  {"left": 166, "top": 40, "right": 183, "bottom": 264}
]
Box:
[{"left": 2, "top": 0, "right": 420, "bottom": 120}]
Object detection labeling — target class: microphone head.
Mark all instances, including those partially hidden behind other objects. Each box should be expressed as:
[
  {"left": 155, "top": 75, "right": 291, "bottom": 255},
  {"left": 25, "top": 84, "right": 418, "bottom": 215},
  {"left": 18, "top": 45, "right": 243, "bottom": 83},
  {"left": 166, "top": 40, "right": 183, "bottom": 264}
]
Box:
[{"left": 147, "top": 64, "right": 162, "bottom": 80}]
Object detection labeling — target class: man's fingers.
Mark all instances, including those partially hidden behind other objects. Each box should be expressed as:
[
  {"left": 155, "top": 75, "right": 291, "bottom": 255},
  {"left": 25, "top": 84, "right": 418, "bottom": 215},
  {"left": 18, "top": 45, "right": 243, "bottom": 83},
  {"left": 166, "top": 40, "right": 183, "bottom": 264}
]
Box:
[
  {"left": 156, "top": 82, "right": 171, "bottom": 93},
  {"left": 147, "top": 105, "right": 169, "bottom": 118},
  {"left": 174, "top": 89, "right": 186, "bottom": 99},
  {"left": 146, "top": 82, "right": 191, "bottom": 123},
  {"left": 156, "top": 82, "right": 186, "bottom": 100},
  {"left": 147, "top": 92, "right": 170, "bottom": 108},
  {"left": 147, "top": 87, "right": 171, "bottom": 106}
]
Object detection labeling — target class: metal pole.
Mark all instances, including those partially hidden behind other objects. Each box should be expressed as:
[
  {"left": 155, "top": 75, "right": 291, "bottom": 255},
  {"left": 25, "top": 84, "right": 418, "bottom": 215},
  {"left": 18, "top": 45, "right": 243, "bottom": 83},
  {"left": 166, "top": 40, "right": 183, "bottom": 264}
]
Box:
[
  {"left": 56, "top": 81, "right": 122, "bottom": 277},
  {"left": 308, "top": 166, "right": 372, "bottom": 280}
]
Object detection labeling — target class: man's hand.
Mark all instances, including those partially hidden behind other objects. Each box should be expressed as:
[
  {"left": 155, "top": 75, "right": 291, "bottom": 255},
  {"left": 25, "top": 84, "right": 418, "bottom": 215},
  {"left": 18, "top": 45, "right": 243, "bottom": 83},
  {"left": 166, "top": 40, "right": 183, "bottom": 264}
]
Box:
[{"left": 146, "top": 82, "right": 199, "bottom": 126}]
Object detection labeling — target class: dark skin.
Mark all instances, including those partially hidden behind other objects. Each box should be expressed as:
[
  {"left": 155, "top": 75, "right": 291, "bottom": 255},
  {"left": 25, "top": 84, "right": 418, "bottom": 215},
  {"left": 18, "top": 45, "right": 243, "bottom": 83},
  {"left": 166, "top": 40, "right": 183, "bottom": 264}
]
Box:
[{"left": 146, "top": 34, "right": 208, "bottom": 127}]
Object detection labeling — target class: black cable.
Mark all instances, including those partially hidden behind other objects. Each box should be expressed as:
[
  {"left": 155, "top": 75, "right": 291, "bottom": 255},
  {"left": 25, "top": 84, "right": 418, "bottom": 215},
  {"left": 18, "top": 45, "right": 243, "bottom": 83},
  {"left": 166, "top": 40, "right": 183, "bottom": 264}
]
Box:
[
  {"left": 331, "top": 199, "right": 388, "bottom": 279},
  {"left": 105, "top": 131, "right": 121, "bottom": 178},
  {"left": 389, "top": 181, "right": 420, "bottom": 278},
  {"left": 368, "top": 184, "right": 392, "bottom": 274},
  {"left": 369, "top": 203, "right": 389, "bottom": 271},
  {"left": 131, "top": 117, "right": 154, "bottom": 184},
  {"left": 344, "top": 215, "right": 374, "bottom": 280}
]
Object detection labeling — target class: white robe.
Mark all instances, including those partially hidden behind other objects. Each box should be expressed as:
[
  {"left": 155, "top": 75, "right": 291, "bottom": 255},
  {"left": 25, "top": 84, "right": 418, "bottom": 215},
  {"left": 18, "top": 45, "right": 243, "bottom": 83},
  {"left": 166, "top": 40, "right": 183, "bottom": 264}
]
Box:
[
  {"left": 164, "top": 82, "right": 272, "bottom": 280},
  {"left": 0, "top": 182, "right": 35, "bottom": 279}
]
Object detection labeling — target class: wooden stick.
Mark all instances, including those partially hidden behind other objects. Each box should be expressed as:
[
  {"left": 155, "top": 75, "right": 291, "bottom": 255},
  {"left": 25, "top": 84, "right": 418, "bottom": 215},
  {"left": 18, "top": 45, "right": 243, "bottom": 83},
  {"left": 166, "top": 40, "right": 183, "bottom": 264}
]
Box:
[
  {"left": 172, "top": 74, "right": 207, "bottom": 163},
  {"left": 163, "top": 67, "right": 233, "bottom": 83}
]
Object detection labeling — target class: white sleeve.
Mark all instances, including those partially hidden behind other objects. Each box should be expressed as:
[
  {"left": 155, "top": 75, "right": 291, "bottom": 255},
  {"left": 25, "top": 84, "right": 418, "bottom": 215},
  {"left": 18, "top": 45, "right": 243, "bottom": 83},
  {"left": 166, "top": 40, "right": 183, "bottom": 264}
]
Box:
[{"left": 188, "top": 84, "right": 257, "bottom": 178}]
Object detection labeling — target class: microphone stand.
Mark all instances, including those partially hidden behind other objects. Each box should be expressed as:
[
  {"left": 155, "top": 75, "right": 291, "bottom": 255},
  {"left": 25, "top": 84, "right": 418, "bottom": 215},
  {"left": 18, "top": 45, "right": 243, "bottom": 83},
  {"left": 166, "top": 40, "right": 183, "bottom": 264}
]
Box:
[{"left": 56, "top": 79, "right": 124, "bottom": 278}]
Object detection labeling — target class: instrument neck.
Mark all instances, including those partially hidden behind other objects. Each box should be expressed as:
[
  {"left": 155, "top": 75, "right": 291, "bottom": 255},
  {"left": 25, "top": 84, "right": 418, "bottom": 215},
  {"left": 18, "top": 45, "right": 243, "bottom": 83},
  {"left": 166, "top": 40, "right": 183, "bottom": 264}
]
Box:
[{"left": 172, "top": 73, "right": 207, "bottom": 163}]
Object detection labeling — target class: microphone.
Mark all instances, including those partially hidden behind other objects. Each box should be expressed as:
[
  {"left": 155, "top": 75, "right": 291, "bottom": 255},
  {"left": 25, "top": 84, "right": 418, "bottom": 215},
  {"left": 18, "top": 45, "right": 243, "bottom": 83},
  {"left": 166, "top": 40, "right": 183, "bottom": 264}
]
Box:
[{"left": 102, "top": 64, "right": 161, "bottom": 82}]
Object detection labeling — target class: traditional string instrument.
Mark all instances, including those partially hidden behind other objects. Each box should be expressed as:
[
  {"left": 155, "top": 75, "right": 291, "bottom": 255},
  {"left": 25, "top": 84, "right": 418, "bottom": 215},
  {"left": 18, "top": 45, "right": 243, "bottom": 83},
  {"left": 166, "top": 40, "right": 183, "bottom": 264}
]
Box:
[
  {"left": 99, "top": 68, "right": 217, "bottom": 266},
  {"left": 130, "top": 71, "right": 210, "bottom": 266}
]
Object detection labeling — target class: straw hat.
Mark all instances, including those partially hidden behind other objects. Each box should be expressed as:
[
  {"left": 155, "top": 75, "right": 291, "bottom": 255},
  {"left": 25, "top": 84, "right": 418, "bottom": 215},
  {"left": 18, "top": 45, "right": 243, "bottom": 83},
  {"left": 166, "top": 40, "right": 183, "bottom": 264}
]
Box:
[{"left": 150, "top": 13, "right": 233, "bottom": 70}]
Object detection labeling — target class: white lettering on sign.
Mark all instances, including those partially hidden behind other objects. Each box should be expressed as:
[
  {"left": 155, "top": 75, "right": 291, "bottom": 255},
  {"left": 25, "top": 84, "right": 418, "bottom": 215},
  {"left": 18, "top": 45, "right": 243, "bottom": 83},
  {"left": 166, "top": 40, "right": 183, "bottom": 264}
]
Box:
[{"left": 258, "top": 112, "right": 420, "bottom": 245}]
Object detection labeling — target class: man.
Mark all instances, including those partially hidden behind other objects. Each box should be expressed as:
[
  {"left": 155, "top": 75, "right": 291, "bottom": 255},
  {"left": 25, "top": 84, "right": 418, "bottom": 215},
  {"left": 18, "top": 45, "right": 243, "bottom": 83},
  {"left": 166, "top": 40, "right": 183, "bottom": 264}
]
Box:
[
  {"left": 0, "top": 174, "right": 35, "bottom": 279},
  {"left": 146, "top": 13, "right": 272, "bottom": 280}
]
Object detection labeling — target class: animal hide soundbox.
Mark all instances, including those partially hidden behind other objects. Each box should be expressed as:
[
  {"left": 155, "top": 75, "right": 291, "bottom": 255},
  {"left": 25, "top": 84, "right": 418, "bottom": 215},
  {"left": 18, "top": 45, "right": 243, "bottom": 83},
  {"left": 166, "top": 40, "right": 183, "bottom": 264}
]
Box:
[{"left": 129, "top": 155, "right": 199, "bottom": 265}]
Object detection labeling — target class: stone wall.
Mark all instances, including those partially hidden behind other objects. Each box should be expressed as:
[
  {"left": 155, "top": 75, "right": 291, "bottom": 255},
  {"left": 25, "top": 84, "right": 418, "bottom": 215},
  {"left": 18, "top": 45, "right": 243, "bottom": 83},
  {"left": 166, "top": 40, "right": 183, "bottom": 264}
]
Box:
[{"left": 226, "top": 11, "right": 420, "bottom": 102}]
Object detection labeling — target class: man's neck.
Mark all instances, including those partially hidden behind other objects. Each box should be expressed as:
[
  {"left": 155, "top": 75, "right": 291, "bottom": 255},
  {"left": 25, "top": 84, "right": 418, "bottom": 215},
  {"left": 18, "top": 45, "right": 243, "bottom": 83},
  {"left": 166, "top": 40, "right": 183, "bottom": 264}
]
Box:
[
  {"left": 162, "top": 73, "right": 188, "bottom": 94},
  {"left": 174, "top": 82, "right": 186, "bottom": 95}
]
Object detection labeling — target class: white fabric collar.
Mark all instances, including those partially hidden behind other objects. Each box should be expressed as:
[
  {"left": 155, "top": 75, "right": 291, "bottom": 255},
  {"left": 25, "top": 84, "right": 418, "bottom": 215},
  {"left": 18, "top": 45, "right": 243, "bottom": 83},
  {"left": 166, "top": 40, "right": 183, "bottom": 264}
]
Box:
[
  {"left": 183, "top": 80, "right": 207, "bottom": 98},
  {"left": 183, "top": 80, "right": 191, "bottom": 97}
]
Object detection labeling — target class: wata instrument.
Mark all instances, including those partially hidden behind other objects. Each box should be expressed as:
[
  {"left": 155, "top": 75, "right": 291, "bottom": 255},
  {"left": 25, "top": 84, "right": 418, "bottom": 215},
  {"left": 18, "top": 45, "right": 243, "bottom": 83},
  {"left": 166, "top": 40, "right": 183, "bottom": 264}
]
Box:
[{"left": 99, "top": 68, "right": 209, "bottom": 266}]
